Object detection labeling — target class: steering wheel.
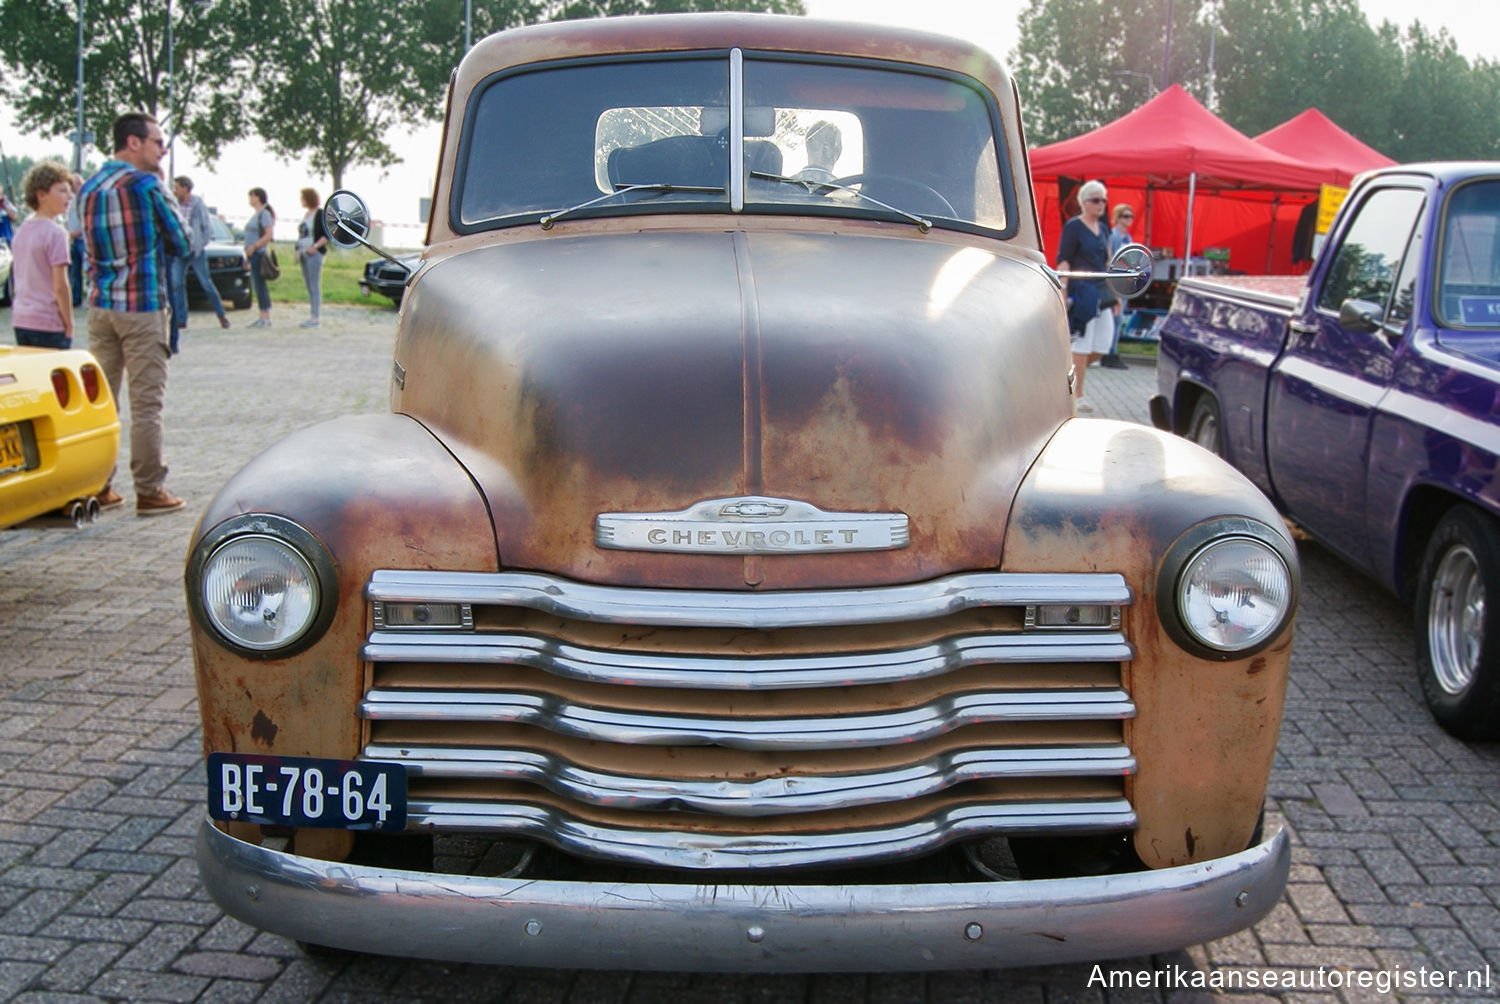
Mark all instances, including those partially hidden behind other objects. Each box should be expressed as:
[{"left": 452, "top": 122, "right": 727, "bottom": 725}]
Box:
[{"left": 826, "top": 173, "right": 956, "bottom": 217}]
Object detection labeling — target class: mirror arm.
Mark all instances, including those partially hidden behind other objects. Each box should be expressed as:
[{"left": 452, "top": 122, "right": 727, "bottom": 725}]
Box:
[{"left": 333, "top": 219, "right": 407, "bottom": 267}]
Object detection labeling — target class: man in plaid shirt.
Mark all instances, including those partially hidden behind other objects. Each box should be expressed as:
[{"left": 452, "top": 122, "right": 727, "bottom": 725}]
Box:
[{"left": 81, "top": 112, "right": 192, "bottom": 515}]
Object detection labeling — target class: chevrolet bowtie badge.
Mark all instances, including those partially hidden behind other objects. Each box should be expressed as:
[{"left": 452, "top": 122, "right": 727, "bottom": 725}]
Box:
[{"left": 596, "top": 496, "right": 910, "bottom": 554}]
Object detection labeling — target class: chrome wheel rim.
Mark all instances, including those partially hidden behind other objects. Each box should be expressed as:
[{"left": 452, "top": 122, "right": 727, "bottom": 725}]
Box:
[
  {"left": 1428, "top": 543, "right": 1485, "bottom": 695},
  {"left": 1192, "top": 411, "right": 1219, "bottom": 453}
]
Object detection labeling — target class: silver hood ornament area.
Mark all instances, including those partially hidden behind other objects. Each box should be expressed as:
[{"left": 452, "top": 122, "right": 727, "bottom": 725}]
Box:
[{"left": 596, "top": 496, "right": 910, "bottom": 555}]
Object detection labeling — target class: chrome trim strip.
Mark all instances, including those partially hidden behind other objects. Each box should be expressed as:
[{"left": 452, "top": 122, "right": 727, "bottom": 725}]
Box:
[
  {"left": 596, "top": 495, "right": 910, "bottom": 554},
  {"left": 361, "top": 687, "right": 1135, "bottom": 749},
  {"left": 403, "top": 798, "right": 1135, "bottom": 869},
  {"left": 363, "top": 743, "right": 1136, "bottom": 816},
  {"left": 362, "top": 629, "right": 1133, "bottom": 690},
  {"left": 365, "top": 570, "right": 1133, "bottom": 629},
  {"left": 730, "top": 49, "right": 744, "bottom": 213},
  {"left": 198, "top": 822, "right": 1290, "bottom": 970}
]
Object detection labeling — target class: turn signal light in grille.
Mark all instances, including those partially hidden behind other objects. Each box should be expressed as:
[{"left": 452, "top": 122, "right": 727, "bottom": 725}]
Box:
[
  {"left": 1026, "top": 604, "right": 1120, "bottom": 629},
  {"left": 374, "top": 601, "right": 471, "bottom": 629}
]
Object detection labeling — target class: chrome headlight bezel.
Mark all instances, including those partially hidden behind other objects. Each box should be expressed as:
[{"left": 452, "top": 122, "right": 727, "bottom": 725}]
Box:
[
  {"left": 1156, "top": 517, "right": 1299, "bottom": 661},
  {"left": 186, "top": 514, "right": 339, "bottom": 659}
]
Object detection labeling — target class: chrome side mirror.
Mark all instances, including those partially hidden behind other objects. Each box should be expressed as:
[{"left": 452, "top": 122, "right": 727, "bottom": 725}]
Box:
[
  {"left": 1048, "top": 242, "right": 1155, "bottom": 300},
  {"left": 324, "top": 190, "right": 371, "bottom": 249},
  {"left": 1107, "top": 243, "right": 1154, "bottom": 301},
  {"left": 323, "top": 189, "right": 408, "bottom": 267}
]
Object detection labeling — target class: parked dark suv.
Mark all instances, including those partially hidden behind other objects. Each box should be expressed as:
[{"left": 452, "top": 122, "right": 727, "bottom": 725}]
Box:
[
  {"left": 361, "top": 252, "right": 418, "bottom": 305},
  {"left": 184, "top": 216, "right": 252, "bottom": 311}
]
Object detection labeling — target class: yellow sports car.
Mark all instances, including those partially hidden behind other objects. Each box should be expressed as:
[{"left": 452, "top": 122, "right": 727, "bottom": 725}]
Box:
[{"left": 0, "top": 345, "right": 119, "bottom": 528}]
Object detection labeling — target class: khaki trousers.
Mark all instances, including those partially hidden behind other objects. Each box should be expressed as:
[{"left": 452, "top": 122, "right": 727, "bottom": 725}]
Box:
[{"left": 88, "top": 307, "right": 171, "bottom": 494}]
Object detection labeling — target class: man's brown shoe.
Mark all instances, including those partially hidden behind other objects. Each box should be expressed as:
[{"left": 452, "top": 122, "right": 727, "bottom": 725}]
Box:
[
  {"left": 136, "top": 487, "right": 186, "bottom": 516},
  {"left": 97, "top": 487, "right": 125, "bottom": 510}
]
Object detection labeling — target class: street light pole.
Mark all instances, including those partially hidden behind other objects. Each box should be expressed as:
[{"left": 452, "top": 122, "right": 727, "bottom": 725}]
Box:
[
  {"left": 167, "top": 0, "right": 175, "bottom": 180},
  {"left": 1161, "top": 0, "right": 1173, "bottom": 92},
  {"left": 75, "top": 0, "right": 84, "bottom": 172}
]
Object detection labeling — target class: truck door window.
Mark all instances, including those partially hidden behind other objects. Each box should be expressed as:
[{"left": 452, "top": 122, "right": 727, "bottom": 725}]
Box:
[
  {"left": 1385, "top": 219, "right": 1424, "bottom": 331},
  {"left": 1316, "top": 187, "right": 1425, "bottom": 315},
  {"left": 1437, "top": 179, "right": 1500, "bottom": 328}
]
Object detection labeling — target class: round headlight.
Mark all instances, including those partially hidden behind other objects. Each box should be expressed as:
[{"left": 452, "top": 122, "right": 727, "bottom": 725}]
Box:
[
  {"left": 1157, "top": 518, "right": 1299, "bottom": 661},
  {"left": 187, "top": 515, "right": 337, "bottom": 658},
  {"left": 202, "top": 535, "right": 320, "bottom": 650},
  {"left": 1178, "top": 537, "right": 1293, "bottom": 652}
]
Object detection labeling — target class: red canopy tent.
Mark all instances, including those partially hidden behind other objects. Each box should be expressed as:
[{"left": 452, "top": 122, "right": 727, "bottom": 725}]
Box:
[
  {"left": 1252, "top": 108, "right": 1396, "bottom": 187},
  {"left": 1028, "top": 85, "right": 1336, "bottom": 275}
]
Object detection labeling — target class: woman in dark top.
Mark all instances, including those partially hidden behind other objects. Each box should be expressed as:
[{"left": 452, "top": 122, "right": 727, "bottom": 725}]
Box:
[
  {"left": 1056, "top": 179, "right": 1119, "bottom": 413},
  {"left": 244, "top": 187, "right": 275, "bottom": 328}
]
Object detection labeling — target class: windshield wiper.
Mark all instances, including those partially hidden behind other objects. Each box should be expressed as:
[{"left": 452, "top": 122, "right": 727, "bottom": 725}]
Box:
[
  {"left": 749, "top": 172, "right": 932, "bottom": 233},
  {"left": 540, "top": 182, "right": 726, "bottom": 230}
]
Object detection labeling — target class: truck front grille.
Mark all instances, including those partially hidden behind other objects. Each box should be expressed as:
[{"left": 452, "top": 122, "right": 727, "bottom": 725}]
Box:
[{"left": 362, "top": 570, "right": 1136, "bottom": 869}]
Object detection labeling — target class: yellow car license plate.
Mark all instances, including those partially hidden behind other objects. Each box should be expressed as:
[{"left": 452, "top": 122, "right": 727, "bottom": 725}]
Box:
[{"left": 0, "top": 421, "right": 30, "bottom": 476}]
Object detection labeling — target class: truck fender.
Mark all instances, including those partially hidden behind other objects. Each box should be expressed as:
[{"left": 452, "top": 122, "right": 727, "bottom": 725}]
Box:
[
  {"left": 1001, "top": 418, "right": 1295, "bottom": 866},
  {"left": 187, "top": 414, "right": 500, "bottom": 767}
]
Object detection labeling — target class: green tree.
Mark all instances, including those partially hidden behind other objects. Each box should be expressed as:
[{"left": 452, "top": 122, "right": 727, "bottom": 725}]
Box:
[
  {"left": 0, "top": 0, "right": 245, "bottom": 167},
  {"left": 1014, "top": 0, "right": 1499, "bottom": 162},
  {"left": 1382, "top": 22, "right": 1500, "bottom": 161},
  {"left": 1010, "top": 0, "right": 1211, "bottom": 146},
  {"left": 241, "top": 0, "right": 805, "bottom": 191},
  {"left": 1211, "top": 0, "right": 1408, "bottom": 149}
]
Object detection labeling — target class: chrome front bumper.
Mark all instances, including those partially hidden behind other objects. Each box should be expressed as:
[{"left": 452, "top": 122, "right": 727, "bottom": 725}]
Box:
[{"left": 198, "top": 821, "right": 1289, "bottom": 971}]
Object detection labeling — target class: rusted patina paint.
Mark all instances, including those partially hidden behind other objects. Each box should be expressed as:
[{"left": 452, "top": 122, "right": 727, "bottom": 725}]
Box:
[
  {"left": 191, "top": 414, "right": 499, "bottom": 782},
  {"left": 394, "top": 227, "right": 1069, "bottom": 591},
  {"left": 1002, "top": 419, "right": 1294, "bottom": 866}
]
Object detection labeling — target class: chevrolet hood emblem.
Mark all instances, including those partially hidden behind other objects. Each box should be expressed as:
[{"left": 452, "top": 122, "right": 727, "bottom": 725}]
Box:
[{"left": 596, "top": 496, "right": 909, "bottom": 555}]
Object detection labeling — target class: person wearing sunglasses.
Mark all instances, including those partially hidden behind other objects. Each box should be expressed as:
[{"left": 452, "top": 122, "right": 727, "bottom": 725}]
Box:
[
  {"left": 1099, "top": 203, "right": 1137, "bottom": 370},
  {"left": 1056, "top": 179, "right": 1119, "bottom": 412},
  {"left": 78, "top": 112, "right": 192, "bottom": 516}
]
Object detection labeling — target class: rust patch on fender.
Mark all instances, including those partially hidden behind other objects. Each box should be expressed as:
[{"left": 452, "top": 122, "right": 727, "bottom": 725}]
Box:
[{"left": 251, "top": 710, "right": 279, "bottom": 746}]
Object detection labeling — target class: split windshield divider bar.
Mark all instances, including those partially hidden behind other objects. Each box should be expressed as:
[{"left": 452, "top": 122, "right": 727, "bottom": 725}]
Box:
[{"left": 730, "top": 48, "right": 745, "bottom": 213}]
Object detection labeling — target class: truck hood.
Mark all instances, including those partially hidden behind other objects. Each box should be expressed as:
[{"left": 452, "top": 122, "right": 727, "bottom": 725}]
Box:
[{"left": 393, "top": 228, "right": 1071, "bottom": 590}]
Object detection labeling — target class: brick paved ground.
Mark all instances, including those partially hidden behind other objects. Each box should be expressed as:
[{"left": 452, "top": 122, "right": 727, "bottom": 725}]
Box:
[{"left": 1, "top": 311, "right": 1497, "bottom": 1002}]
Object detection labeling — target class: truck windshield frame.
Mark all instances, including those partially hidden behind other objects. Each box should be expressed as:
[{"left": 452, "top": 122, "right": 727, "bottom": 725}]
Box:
[{"left": 450, "top": 49, "right": 1016, "bottom": 238}]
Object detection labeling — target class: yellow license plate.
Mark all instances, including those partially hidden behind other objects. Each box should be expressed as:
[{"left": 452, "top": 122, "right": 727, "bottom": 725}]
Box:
[{"left": 0, "top": 422, "right": 29, "bottom": 476}]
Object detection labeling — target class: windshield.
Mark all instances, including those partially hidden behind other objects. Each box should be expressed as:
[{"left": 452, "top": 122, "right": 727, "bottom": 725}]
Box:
[
  {"left": 1437, "top": 179, "right": 1500, "bottom": 329},
  {"left": 455, "top": 51, "right": 1011, "bottom": 234}
]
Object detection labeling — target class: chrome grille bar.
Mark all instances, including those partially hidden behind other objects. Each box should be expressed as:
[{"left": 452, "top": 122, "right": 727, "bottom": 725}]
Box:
[
  {"left": 403, "top": 798, "right": 1138, "bottom": 869},
  {"left": 362, "top": 568, "right": 1136, "bottom": 868},
  {"left": 364, "top": 742, "right": 1135, "bottom": 816},
  {"left": 361, "top": 687, "right": 1134, "bottom": 749},
  {"left": 363, "top": 629, "right": 1132, "bottom": 690},
  {"left": 367, "top": 570, "right": 1131, "bottom": 629}
]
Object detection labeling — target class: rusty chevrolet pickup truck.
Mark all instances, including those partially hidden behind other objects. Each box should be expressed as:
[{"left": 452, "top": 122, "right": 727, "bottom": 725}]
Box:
[{"left": 187, "top": 14, "right": 1298, "bottom": 970}]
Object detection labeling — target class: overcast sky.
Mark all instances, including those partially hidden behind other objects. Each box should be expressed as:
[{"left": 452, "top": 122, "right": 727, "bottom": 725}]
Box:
[{"left": 0, "top": 0, "right": 1494, "bottom": 240}]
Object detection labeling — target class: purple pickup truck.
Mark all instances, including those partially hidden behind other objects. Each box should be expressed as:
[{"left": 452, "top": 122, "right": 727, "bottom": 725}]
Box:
[{"left": 1152, "top": 162, "right": 1500, "bottom": 741}]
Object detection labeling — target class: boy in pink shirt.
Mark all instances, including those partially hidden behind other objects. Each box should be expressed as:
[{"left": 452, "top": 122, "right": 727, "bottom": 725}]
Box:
[{"left": 12, "top": 160, "right": 75, "bottom": 348}]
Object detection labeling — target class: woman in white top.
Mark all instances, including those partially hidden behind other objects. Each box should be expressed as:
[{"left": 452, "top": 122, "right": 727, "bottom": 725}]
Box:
[{"left": 294, "top": 187, "right": 329, "bottom": 328}]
